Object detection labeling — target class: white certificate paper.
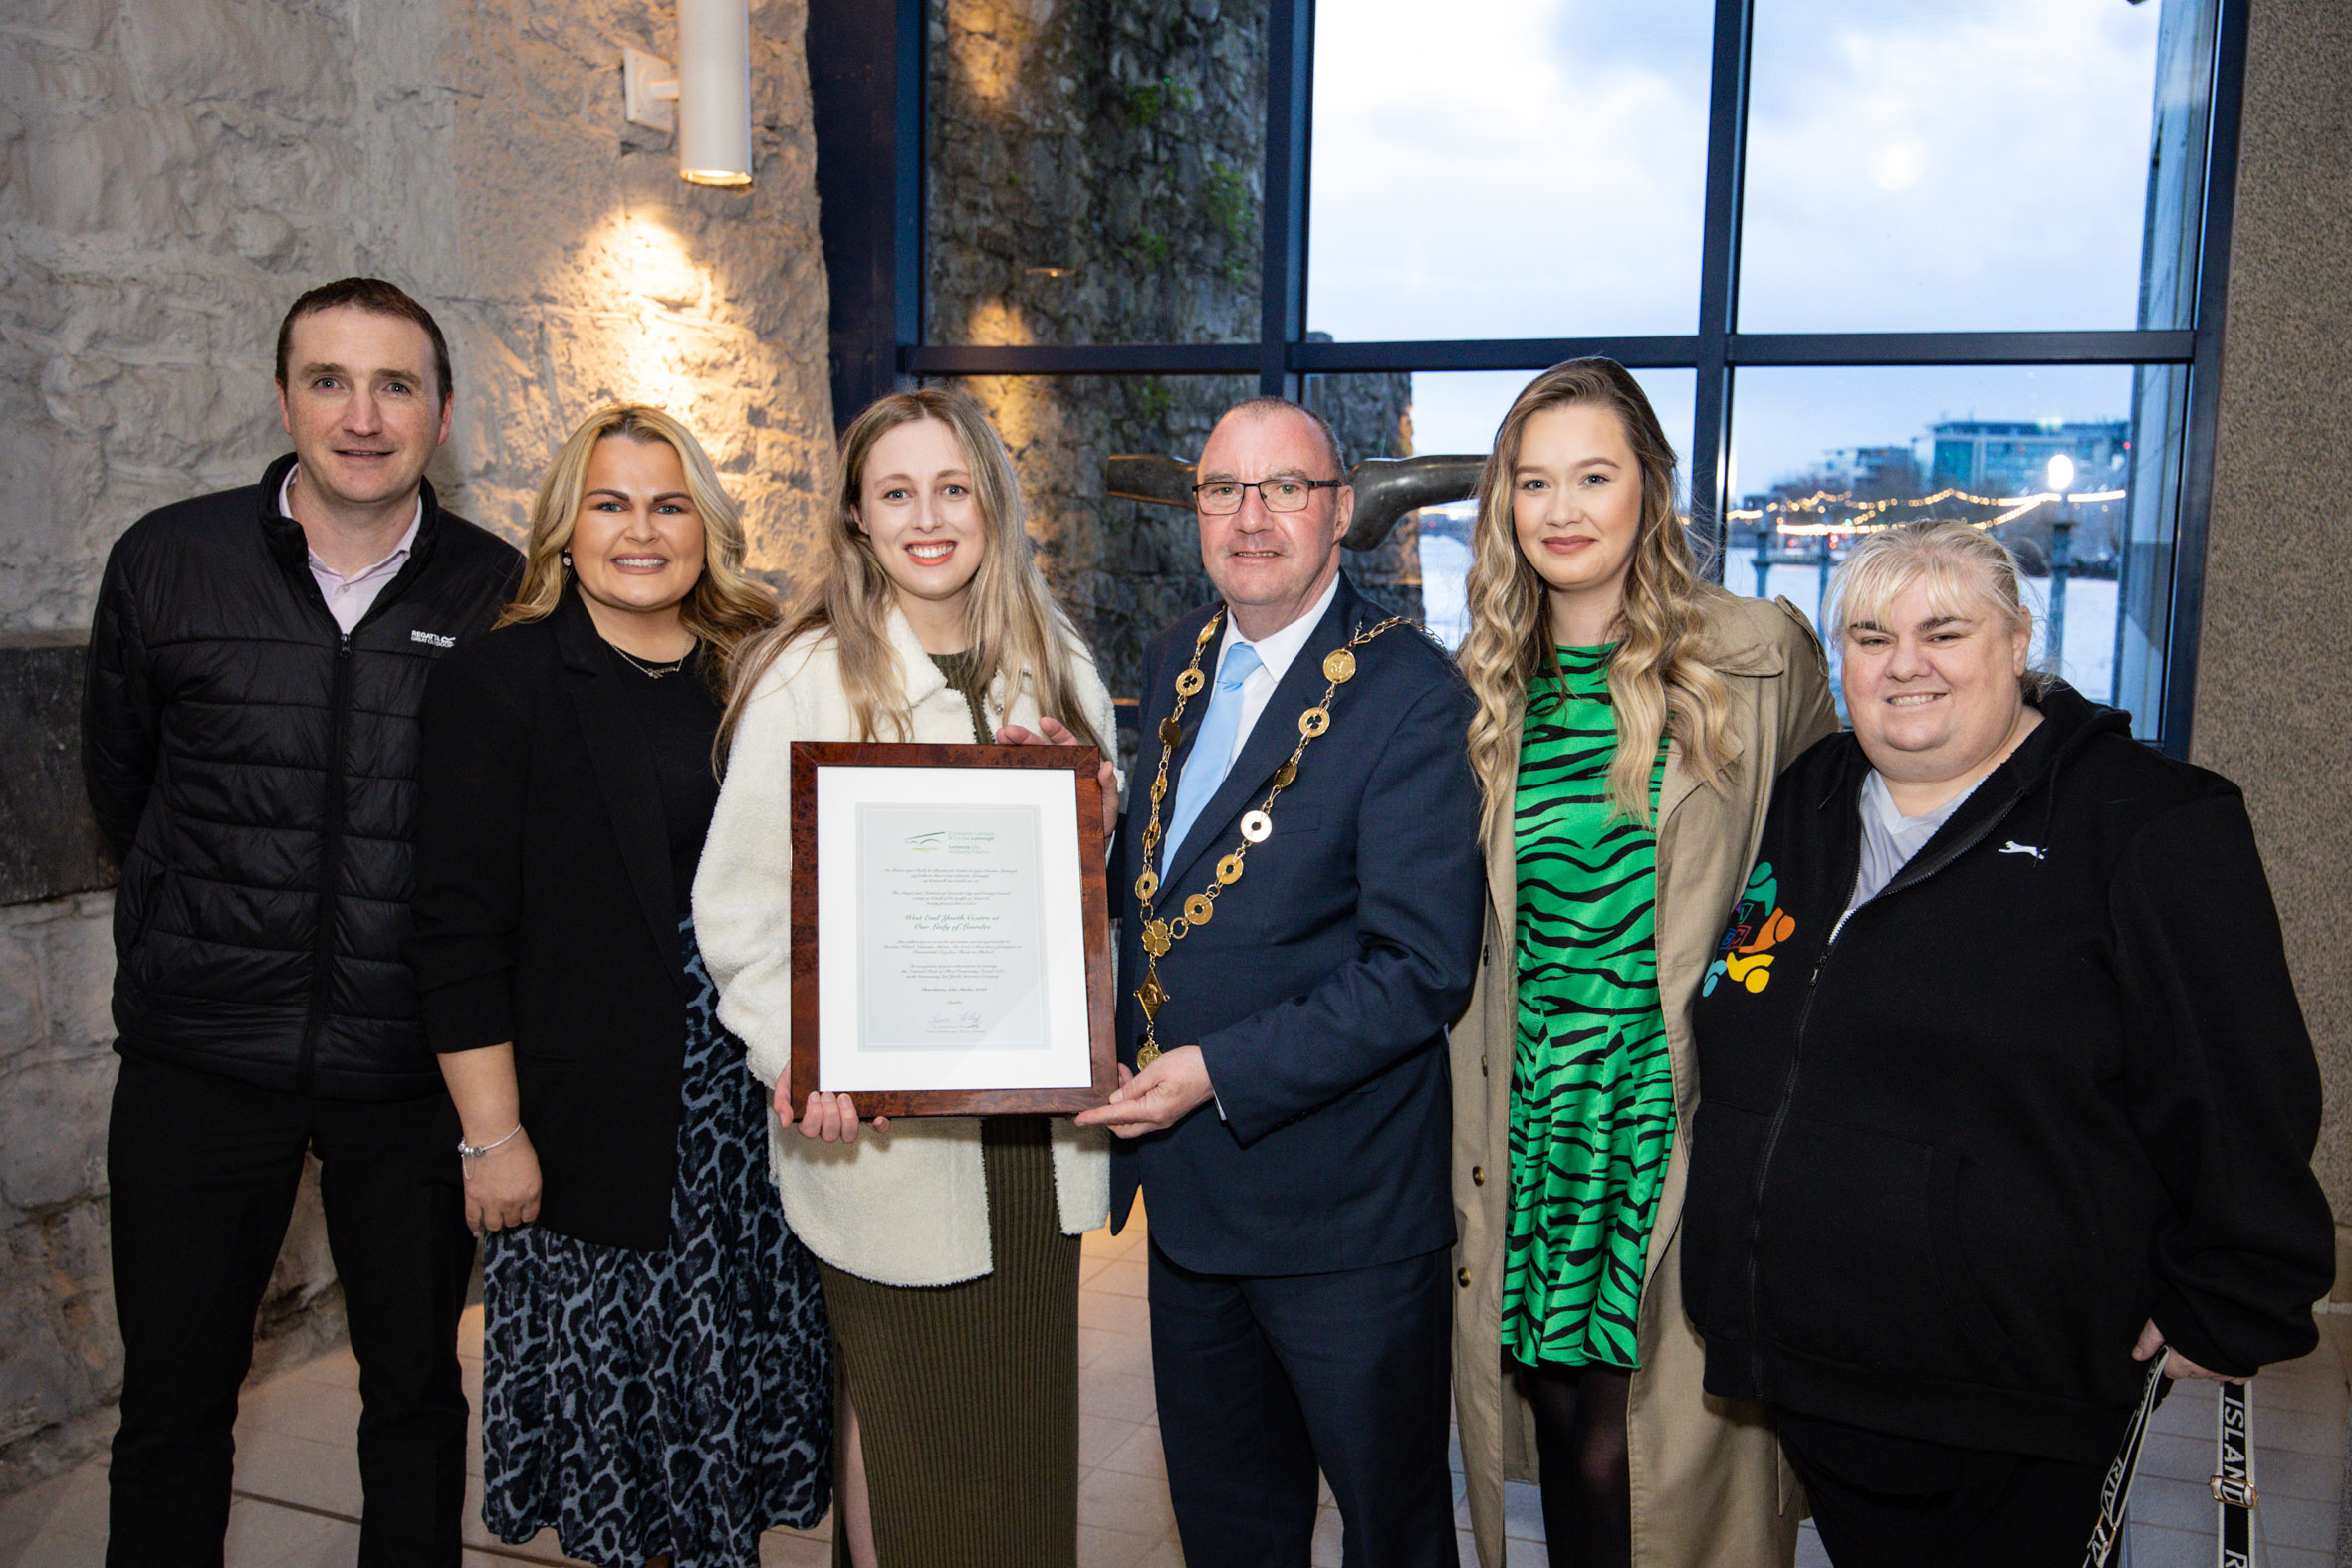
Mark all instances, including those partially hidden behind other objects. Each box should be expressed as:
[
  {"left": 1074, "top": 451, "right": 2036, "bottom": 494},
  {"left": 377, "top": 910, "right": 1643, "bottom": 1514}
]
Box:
[
  {"left": 855, "top": 804, "right": 1048, "bottom": 1051},
  {"left": 815, "top": 765, "right": 1094, "bottom": 1093}
]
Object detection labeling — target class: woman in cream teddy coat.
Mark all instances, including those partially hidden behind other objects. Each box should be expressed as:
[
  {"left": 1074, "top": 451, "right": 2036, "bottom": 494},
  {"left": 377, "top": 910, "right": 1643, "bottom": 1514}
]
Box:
[{"left": 694, "top": 387, "right": 1114, "bottom": 1568}]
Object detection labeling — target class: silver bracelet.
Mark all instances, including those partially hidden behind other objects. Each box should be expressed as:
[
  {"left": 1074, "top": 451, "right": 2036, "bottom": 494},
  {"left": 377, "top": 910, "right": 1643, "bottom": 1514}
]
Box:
[{"left": 457, "top": 1124, "right": 524, "bottom": 1162}]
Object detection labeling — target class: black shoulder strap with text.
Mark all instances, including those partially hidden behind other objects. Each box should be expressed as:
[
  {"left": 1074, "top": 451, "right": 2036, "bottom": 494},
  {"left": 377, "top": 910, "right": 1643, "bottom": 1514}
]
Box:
[
  {"left": 2216, "top": 1379, "right": 2255, "bottom": 1567},
  {"left": 2082, "top": 1364, "right": 2259, "bottom": 1567}
]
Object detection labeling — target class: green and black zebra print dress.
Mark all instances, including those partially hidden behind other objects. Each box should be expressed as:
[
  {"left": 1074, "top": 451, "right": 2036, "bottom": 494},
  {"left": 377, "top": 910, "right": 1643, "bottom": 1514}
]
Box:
[{"left": 1501, "top": 644, "right": 1674, "bottom": 1371}]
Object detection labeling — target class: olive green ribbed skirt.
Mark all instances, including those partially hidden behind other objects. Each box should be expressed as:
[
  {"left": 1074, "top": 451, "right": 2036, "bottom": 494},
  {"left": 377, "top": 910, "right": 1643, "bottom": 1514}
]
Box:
[{"left": 818, "top": 1116, "right": 1080, "bottom": 1567}]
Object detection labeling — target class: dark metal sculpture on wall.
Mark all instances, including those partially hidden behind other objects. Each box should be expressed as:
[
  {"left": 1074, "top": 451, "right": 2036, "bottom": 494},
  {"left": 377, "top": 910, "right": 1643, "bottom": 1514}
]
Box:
[{"left": 1103, "top": 454, "right": 1485, "bottom": 551}]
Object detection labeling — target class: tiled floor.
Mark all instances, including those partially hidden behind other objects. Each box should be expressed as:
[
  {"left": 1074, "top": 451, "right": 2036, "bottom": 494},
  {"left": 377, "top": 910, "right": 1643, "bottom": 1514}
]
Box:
[{"left": 3, "top": 1218, "right": 2344, "bottom": 1567}]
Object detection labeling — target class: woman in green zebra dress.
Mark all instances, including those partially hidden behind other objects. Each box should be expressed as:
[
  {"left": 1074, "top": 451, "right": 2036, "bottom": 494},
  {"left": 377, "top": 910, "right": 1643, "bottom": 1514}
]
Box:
[
  {"left": 1451, "top": 359, "right": 1837, "bottom": 1568},
  {"left": 1507, "top": 643, "right": 1673, "bottom": 1374}
]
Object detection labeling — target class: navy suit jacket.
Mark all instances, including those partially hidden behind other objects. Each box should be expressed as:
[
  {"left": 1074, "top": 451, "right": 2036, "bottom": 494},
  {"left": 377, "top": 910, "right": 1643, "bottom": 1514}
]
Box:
[{"left": 1108, "top": 574, "right": 1486, "bottom": 1277}]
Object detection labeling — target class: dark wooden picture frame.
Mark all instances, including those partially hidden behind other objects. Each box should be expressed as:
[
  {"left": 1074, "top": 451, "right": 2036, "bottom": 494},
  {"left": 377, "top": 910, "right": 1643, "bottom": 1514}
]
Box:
[{"left": 788, "top": 741, "right": 1117, "bottom": 1116}]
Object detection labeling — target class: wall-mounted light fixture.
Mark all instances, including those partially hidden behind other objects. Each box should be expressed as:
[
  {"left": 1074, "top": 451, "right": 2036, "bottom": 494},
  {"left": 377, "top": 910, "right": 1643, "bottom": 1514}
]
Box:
[{"left": 621, "top": 0, "right": 753, "bottom": 187}]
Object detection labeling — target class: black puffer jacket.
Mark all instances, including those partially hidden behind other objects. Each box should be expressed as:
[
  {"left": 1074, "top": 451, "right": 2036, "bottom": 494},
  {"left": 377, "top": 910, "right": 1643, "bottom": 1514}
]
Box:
[
  {"left": 83, "top": 454, "right": 519, "bottom": 1100},
  {"left": 1682, "top": 682, "right": 2331, "bottom": 1462}
]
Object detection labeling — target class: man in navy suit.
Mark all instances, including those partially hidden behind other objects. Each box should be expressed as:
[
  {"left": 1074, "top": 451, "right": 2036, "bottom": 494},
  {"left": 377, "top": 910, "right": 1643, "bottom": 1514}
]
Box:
[{"left": 1077, "top": 398, "right": 1484, "bottom": 1566}]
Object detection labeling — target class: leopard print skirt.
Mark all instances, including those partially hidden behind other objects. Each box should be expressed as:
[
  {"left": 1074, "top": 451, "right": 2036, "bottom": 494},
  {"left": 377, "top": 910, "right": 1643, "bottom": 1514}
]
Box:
[{"left": 480, "top": 918, "right": 832, "bottom": 1567}]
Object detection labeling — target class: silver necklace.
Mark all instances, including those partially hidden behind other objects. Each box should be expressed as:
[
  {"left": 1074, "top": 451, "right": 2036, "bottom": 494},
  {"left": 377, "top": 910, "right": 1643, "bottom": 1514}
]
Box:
[{"left": 612, "top": 640, "right": 693, "bottom": 679}]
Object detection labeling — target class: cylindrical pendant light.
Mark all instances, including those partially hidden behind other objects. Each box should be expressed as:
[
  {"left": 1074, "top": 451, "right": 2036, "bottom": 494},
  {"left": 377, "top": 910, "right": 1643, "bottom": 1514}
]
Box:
[{"left": 677, "top": 0, "right": 752, "bottom": 186}]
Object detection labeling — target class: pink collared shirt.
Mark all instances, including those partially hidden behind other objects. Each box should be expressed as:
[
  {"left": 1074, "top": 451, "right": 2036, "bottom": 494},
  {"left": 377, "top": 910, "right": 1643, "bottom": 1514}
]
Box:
[{"left": 280, "top": 467, "right": 423, "bottom": 635}]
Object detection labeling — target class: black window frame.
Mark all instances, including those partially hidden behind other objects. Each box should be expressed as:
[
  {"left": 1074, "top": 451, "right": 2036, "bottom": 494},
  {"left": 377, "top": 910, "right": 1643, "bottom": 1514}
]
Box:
[{"left": 808, "top": 0, "right": 2248, "bottom": 758}]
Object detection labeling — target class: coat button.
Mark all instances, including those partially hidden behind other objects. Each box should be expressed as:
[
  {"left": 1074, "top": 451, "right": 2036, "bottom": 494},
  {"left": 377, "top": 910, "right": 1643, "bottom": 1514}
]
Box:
[
  {"left": 1471, "top": 1166, "right": 1485, "bottom": 1185},
  {"left": 1458, "top": 1267, "right": 1471, "bottom": 1288},
  {"left": 1480, "top": 1053, "right": 1489, "bottom": 1076}
]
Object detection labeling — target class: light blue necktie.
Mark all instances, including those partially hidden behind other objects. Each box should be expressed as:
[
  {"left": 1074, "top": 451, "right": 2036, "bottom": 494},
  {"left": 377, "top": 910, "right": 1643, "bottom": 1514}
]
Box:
[{"left": 1162, "top": 641, "right": 1263, "bottom": 871}]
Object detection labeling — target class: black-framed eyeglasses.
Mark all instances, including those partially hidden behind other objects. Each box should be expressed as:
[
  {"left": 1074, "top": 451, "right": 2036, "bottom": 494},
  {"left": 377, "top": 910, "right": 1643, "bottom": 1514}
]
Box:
[{"left": 1191, "top": 478, "right": 1343, "bottom": 515}]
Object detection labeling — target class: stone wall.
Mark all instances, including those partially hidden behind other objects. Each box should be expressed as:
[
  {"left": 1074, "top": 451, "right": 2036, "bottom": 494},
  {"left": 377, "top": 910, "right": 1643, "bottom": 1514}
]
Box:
[
  {"left": 2, "top": 0, "right": 834, "bottom": 628},
  {"left": 0, "top": 0, "right": 833, "bottom": 1491},
  {"left": 0, "top": 893, "right": 125, "bottom": 1492},
  {"left": 2194, "top": 0, "right": 2352, "bottom": 1229},
  {"left": 924, "top": 0, "right": 1417, "bottom": 702}
]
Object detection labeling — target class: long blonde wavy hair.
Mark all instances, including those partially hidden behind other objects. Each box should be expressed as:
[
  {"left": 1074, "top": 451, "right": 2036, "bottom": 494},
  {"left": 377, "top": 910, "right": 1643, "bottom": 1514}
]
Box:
[
  {"left": 716, "top": 386, "right": 1108, "bottom": 761},
  {"left": 499, "top": 404, "right": 780, "bottom": 699},
  {"left": 1458, "top": 359, "right": 1739, "bottom": 839}
]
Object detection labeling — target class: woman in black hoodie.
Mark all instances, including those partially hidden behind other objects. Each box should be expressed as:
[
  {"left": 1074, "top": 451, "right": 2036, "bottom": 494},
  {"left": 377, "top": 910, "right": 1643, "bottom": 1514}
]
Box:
[{"left": 1681, "top": 521, "right": 2330, "bottom": 1565}]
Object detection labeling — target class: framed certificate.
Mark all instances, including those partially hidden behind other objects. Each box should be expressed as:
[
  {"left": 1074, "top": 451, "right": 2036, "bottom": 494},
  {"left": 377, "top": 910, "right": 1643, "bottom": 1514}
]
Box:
[{"left": 788, "top": 741, "right": 1117, "bottom": 1116}]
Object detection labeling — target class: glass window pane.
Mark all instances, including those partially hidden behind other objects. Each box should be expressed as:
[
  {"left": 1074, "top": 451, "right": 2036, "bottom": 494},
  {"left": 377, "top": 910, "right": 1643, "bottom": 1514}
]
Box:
[
  {"left": 925, "top": 3, "right": 1263, "bottom": 345},
  {"left": 1738, "top": 0, "right": 2202, "bottom": 333},
  {"left": 1396, "top": 368, "right": 1698, "bottom": 648},
  {"left": 1306, "top": 0, "right": 1713, "bottom": 341},
  {"left": 1726, "top": 365, "right": 2176, "bottom": 737}
]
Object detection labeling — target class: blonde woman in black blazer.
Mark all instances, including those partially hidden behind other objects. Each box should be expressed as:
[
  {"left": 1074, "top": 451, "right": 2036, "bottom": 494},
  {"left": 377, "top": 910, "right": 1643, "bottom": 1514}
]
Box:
[{"left": 406, "top": 405, "right": 828, "bottom": 1568}]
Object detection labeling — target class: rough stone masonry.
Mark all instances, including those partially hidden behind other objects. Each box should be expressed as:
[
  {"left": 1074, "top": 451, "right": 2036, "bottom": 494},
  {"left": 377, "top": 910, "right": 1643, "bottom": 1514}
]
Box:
[{"left": 0, "top": 0, "right": 836, "bottom": 1492}]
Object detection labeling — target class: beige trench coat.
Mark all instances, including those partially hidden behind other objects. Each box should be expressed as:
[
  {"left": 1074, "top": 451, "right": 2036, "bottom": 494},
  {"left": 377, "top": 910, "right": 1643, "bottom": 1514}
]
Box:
[{"left": 1452, "top": 593, "right": 1837, "bottom": 1568}]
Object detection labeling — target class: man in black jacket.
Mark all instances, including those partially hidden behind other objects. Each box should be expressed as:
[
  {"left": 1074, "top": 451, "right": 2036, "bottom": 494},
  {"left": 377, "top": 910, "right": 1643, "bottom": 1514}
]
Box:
[{"left": 82, "top": 278, "right": 519, "bottom": 1567}]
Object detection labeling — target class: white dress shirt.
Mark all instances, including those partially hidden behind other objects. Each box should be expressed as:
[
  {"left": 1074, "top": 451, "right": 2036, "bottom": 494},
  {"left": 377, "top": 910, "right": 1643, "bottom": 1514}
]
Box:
[
  {"left": 280, "top": 466, "right": 423, "bottom": 635},
  {"left": 1202, "top": 571, "right": 1342, "bottom": 769}
]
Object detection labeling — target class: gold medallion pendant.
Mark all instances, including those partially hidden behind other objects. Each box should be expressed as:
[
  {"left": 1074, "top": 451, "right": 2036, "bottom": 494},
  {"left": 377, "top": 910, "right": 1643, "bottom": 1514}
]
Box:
[
  {"left": 1142, "top": 919, "right": 1172, "bottom": 957},
  {"left": 1136, "top": 1040, "right": 1162, "bottom": 1069},
  {"left": 1135, "top": 972, "right": 1166, "bottom": 1019},
  {"left": 1216, "top": 853, "right": 1245, "bottom": 885},
  {"left": 1272, "top": 759, "right": 1297, "bottom": 789},
  {"left": 1322, "top": 648, "right": 1357, "bottom": 683},
  {"left": 1297, "top": 706, "right": 1330, "bottom": 738},
  {"left": 1134, "top": 868, "right": 1159, "bottom": 902},
  {"left": 1240, "top": 810, "right": 1273, "bottom": 843},
  {"left": 1160, "top": 716, "right": 1182, "bottom": 746},
  {"left": 1184, "top": 894, "right": 1214, "bottom": 925},
  {"left": 1175, "top": 668, "right": 1206, "bottom": 697}
]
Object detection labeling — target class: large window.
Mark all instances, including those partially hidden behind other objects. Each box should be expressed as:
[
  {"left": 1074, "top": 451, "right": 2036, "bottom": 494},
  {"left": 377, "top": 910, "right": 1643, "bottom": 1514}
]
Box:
[{"left": 866, "top": 0, "right": 2244, "bottom": 752}]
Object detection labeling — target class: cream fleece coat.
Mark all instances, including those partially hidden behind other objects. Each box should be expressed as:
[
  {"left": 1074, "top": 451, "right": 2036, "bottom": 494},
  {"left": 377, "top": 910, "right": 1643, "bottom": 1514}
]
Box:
[{"left": 692, "top": 607, "right": 1115, "bottom": 1286}]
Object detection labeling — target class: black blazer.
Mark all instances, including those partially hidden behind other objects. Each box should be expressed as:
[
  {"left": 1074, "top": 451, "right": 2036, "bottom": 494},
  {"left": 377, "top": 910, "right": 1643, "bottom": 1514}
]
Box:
[
  {"left": 1107, "top": 574, "right": 1486, "bottom": 1276},
  {"left": 405, "top": 587, "right": 704, "bottom": 1250}
]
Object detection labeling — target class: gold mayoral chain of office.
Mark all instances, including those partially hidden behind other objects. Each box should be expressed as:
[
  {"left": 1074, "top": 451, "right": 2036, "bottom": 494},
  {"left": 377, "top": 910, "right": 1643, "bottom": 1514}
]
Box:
[{"left": 1129, "top": 608, "right": 1417, "bottom": 1069}]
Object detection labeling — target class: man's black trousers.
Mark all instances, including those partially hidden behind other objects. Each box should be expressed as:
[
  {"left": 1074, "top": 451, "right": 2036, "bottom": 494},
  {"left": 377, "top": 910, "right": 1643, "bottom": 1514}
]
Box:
[
  {"left": 1149, "top": 1239, "right": 1457, "bottom": 1567},
  {"left": 106, "top": 1054, "right": 475, "bottom": 1568}
]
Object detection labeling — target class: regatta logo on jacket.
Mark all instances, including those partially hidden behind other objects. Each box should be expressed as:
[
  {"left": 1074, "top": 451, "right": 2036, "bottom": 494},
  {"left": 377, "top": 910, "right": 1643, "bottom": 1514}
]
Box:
[{"left": 1703, "top": 862, "right": 1796, "bottom": 997}]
